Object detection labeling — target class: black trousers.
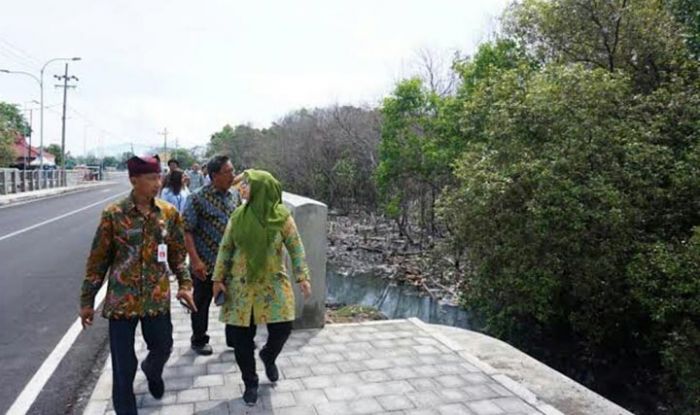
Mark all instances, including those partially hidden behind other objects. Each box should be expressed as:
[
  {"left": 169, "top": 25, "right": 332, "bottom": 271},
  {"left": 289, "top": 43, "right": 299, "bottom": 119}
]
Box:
[
  {"left": 190, "top": 274, "right": 213, "bottom": 346},
  {"left": 109, "top": 314, "right": 173, "bottom": 415},
  {"left": 226, "top": 313, "right": 292, "bottom": 387}
]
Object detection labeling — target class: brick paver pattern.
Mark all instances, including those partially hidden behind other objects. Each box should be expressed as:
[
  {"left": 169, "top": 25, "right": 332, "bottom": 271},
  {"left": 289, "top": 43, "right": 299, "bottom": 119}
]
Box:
[{"left": 83, "top": 290, "right": 557, "bottom": 415}]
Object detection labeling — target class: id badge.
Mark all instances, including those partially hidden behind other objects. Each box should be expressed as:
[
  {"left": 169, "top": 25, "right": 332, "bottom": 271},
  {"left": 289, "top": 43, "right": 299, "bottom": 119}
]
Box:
[{"left": 157, "top": 244, "right": 168, "bottom": 263}]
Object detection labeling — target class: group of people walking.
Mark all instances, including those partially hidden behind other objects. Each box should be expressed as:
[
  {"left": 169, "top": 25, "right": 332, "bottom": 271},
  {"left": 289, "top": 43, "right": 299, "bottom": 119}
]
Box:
[
  {"left": 160, "top": 159, "right": 207, "bottom": 213},
  {"left": 79, "top": 154, "right": 312, "bottom": 414}
]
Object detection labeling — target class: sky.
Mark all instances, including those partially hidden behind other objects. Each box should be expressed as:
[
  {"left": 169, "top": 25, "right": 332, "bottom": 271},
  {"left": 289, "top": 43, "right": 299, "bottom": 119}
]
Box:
[{"left": 0, "top": 0, "right": 509, "bottom": 157}]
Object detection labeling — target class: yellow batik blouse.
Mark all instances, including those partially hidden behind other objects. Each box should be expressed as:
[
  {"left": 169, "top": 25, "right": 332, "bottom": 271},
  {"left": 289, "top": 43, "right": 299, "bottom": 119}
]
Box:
[{"left": 212, "top": 215, "right": 310, "bottom": 326}]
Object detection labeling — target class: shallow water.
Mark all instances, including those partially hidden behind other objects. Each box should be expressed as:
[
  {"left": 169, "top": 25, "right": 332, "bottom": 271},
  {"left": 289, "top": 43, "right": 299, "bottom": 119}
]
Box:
[{"left": 326, "top": 268, "right": 475, "bottom": 329}]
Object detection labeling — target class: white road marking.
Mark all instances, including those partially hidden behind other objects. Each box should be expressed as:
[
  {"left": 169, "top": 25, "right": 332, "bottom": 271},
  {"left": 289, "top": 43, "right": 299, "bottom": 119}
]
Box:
[
  {"left": 0, "top": 190, "right": 130, "bottom": 242},
  {"left": 5, "top": 282, "right": 108, "bottom": 415},
  {"left": 3, "top": 189, "right": 129, "bottom": 413},
  {"left": 0, "top": 183, "right": 118, "bottom": 210}
]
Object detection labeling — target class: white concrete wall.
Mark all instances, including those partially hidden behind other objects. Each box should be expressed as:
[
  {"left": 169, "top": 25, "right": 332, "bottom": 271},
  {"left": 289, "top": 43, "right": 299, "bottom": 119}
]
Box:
[{"left": 282, "top": 192, "right": 328, "bottom": 329}]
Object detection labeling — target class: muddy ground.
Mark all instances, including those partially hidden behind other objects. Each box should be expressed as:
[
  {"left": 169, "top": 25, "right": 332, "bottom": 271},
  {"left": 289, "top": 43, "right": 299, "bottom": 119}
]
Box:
[{"left": 326, "top": 212, "right": 462, "bottom": 305}]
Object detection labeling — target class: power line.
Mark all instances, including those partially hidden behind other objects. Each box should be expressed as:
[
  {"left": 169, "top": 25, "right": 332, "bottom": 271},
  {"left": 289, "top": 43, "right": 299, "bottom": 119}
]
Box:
[
  {"left": 0, "top": 47, "right": 36, "bottom": 71},
  {"left": 0, "top": 37, "right": 41, "bottom": 66}
]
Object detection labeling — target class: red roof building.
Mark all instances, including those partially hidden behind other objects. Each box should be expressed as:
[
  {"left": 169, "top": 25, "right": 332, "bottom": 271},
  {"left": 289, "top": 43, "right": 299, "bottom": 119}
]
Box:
[{"left": 12, "top": 134, "right": 55, "bottom": 167}]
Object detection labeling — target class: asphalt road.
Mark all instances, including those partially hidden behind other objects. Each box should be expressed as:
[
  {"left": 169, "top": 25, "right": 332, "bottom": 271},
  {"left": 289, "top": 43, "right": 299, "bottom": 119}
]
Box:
[{"left": 0, "top": 178, "right": 132, "bottom": 414}]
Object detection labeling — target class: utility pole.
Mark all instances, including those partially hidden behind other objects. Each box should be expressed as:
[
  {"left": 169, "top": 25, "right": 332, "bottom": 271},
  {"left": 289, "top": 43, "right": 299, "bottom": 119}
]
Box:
[
  {"left": 27, "top": 108, "right": 33, "bottom": 167},
  {"left": 54, "top": 63, "right": 79, "bottom": 170},
  {"left": 22, "top": 104, "right": 35, "bottom": 168},
  {"left": 158, "top": 128, "right": 169, "bottom": 164},
  {"left": 83, "top": 125, "right": 89, "bottom": 157}
]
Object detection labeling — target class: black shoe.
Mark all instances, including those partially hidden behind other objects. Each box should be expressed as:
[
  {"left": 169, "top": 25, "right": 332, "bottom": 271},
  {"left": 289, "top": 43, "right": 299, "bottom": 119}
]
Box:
[
  {"left": 191, "top": 344, "right": 213, "bottom": 355},
  {"left": 260, "top": 349, "right": 279, "bottom": 382},
  {"left": 140, "top": 361, "right": 164, "bottom": 400},
  {"left": 243, "top": 385, "right": 258, "bottom": 406}
]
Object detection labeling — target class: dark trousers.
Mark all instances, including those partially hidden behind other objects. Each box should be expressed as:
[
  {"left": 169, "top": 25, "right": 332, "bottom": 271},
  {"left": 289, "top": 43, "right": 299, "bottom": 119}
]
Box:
[
  {"left": 109, "top": 314, "right": 173, "bottom": 415},
  {"left": 190, "top": 274, "right": 213, "bottom": 346},
  {"left": 226, "top": 314, "right": 292, "bottom": 387}
]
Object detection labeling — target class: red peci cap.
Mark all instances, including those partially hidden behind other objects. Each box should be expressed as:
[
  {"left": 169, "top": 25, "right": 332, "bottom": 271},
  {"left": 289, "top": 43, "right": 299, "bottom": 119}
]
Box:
[{"left": 127, "top": 155, "right": 161, "bottom": 177}]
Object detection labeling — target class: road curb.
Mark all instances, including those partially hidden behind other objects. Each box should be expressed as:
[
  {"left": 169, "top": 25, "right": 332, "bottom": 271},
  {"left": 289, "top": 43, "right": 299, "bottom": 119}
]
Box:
[{"left": 0, "top": 182, "right": 116, "bottom": 208}]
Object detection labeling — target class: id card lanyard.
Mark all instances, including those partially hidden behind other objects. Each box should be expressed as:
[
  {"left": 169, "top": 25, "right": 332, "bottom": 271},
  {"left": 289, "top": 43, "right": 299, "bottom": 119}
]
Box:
[{"left": 157, "top": 217, "right": 168, "bottom": 264}]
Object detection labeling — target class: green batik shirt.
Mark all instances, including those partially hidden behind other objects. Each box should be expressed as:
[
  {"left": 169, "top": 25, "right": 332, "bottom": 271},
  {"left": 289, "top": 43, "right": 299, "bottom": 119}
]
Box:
[
  {"left": 80, "top": 193, "right": 192, "bottom": 319},
  {"left": 213, "top": 215, "right": 310, "bottom": 326}
]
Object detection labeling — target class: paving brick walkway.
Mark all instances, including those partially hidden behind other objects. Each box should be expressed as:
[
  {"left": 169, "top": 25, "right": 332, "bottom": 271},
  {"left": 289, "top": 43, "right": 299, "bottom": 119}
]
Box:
[{"left": 83, "top": 292, "right": 564, "bottom": 415}]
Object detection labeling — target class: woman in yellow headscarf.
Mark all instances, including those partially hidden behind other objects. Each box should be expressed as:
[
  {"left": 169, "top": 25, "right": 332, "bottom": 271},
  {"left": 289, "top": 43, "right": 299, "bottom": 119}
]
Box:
[{"left": 212, "top": 169, "right": 312, "bottom": 406}]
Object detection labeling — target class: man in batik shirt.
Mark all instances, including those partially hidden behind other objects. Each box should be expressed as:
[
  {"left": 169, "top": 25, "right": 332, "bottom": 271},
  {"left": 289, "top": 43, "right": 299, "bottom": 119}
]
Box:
[
  {"left": 183, "top": 154, "right": 241, "bottom": 355},
  {"left": 79, "top": 155, "right": 196, "bottom": 415}
]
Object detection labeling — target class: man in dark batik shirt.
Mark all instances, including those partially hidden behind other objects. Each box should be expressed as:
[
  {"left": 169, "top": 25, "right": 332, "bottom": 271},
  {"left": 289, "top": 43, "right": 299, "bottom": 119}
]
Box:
[{"left": 183, "top": 154, "right": 241, "bottom": 355}]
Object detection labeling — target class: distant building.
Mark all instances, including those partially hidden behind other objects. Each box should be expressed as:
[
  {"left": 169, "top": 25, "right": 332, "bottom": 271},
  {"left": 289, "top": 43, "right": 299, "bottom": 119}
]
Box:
[{"left": 12, "top": 134, "right": 56, "bottom": 168}]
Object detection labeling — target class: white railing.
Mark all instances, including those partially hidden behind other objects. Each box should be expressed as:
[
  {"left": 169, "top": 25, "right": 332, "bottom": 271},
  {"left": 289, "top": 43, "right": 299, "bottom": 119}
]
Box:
[{"left": 0, "top": 167, "right": 107, "bottom": 195}]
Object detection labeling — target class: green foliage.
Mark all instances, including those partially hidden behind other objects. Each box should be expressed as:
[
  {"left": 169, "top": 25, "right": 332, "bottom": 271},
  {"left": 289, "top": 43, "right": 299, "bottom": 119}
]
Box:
[
  {"left": 376, "top": 78, "right": 430, "bottom": 219},
  {"left": 0, "top": 102, "right": 30, "bottom": 136},
  {"left": 443, "top": 64, "right": 636, "bottom": 339},
  {"left": 436, "top": 53, "right": 700, "bottom": 410},
  {"left": 505, "top": 0, "right": 690, "bottom": 91},
  {"left": 73, "top": 153, "right": 104, "bottom": 167},
  {"left": 422, "top": 1, "right": 700, "bottom": 412},
  {"left": 208, "top": 124, "right": 262, "bottom": 170},
  {"left": 376, "top": 78, "right": 452, "bottom": 238},
  {"left": 668, "top": 0, "right": 700, "bottom": 58},
  {"left": 208, "top": 106, "right": 381, "bottom": 209},
  {"left": 0, "top": 130, "right": 13, "bottom": 167},
  {"left": 630, "top": 227, "right": 700, "bottom": 412},
  {"left": 0, "top": 102, "right": 30, "bottom": 167},
  {"left": 375, "top": 40, "right": 538, "bottom": 242},
  {"left": 168, "top": 148, "right": 197, "bottom": 169},
  {"left": 102, "top": 156, "right": 119, "bottom": 168},
  {"left": 45, "top": 144, "right": 63, "bottom": 166},
  {"left": 454, "top": 39, "right": 534, "bottom": 97},
  {"left": 116, "top": 152, "right": 134, "bottom": 170}
]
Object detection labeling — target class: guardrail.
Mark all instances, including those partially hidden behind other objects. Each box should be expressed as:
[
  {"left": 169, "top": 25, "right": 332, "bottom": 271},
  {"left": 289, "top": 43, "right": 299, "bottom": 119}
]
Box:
[{"left": 0, "top": 167, "right": 107, "bottom": 195}]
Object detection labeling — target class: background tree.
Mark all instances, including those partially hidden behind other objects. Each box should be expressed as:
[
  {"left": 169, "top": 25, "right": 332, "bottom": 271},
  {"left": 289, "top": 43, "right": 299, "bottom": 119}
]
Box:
[
  {"left": 668, "top": 0, "right": 700, "bottom": 58},
  {"left": 102, "top": 156, "right": 119, "bottom": 168},
  {"left": 431, "top": 1, "right": 700, "bottom": 412},
  {"left": 44, "top": 144, "right": 63, "bottom": 166},
  {"left": 504, "top": 0, "right": 689, "bottom": 91},
  {"left": 0, "top": 102, "right": 30, "bottom": 167},
  {"left": 0, "top": 102, "right": 30, "bottom": 136},
  {"left": 117, "top": 152, "right": 134, "bottom": 170},
  {"left": 208, "top": 105, "right": 381, "bottom": 210},
  {"left": 168, "top": 148, "right": 197, "bottom": 169},
  {"left": 73, "top": 153, "right": 102, "bottom": 167}
]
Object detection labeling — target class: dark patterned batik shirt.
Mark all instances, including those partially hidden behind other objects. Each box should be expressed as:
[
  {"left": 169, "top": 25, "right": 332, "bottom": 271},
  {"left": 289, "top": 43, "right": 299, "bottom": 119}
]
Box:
[
  {"left": 182, "top": 184, "right": 240, "bottom": 272},
  {"left": 80, "top": 193, "right": 192, "bottom": 319}
]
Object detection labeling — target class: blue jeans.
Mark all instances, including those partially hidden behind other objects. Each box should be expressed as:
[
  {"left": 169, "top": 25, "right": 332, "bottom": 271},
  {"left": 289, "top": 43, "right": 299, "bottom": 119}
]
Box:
[{"left": 109, "top": 314, "right": 173, "bottom": 415}]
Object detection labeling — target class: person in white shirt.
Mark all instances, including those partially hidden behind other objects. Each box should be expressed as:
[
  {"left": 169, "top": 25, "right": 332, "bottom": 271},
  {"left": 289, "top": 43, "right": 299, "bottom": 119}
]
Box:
[
  {"left": 187, "top": 163, "right": 205, "bottom": 192},
  {"left": 161, "top": 170, "right": 190, "bottom": 212}
]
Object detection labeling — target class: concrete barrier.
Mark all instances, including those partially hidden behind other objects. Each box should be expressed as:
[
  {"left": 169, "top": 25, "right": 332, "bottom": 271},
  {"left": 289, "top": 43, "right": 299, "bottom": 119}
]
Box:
[{"left": 282, "top": 192, "right": 328, "bottom": 329}]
